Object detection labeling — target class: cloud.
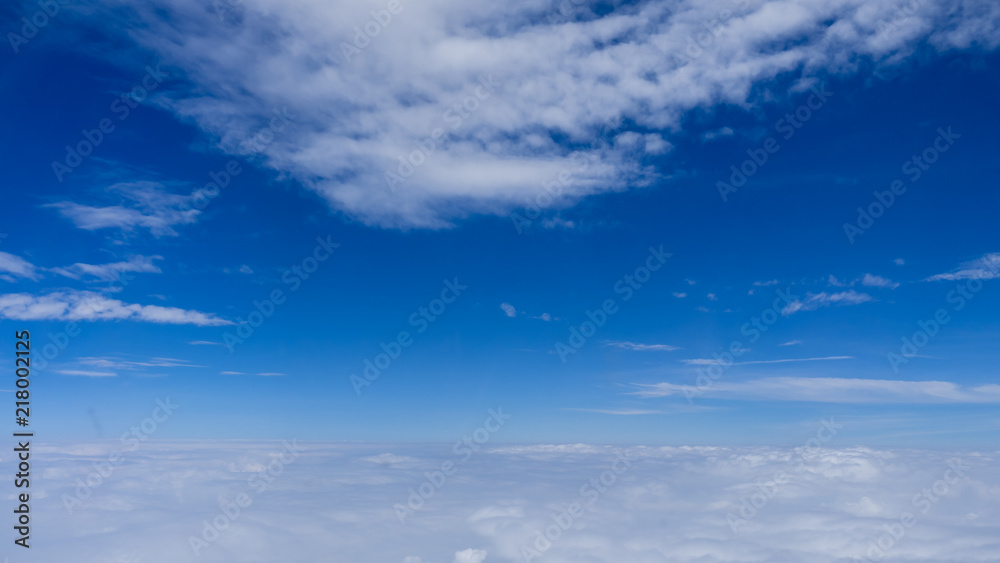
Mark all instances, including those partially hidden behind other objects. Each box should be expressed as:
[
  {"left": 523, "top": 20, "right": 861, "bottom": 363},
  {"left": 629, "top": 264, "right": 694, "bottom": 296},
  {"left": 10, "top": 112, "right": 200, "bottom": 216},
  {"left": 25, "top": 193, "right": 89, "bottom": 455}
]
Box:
[
  {"left": 925, "top": 253, "right": 1000, "bottom": 281},
  {"left": 894, "top": 258, "right": 905, "bottom": 265},
  {"left": 861, "top": 273, "right": 899, "bottom": 289},
  {"left": 0, "top": 252, "right": 39, "bottom": 281},
  {"left": 452, "top": 549, "right": 487, "bottom": 563},
  {"left": 239, "top": 264, "right": 253, "bottom": 274},
  {"left": 30, "top": 441, "right": 1000, "bottom": 562},
  {"left": 680, "top": 355, "right": 851, "bottom": 366},
  {"left": 189, "top": 340, "right": 222, "bottom": 346},
  {"left": 707, "top": 293, "right": 717, "bottom": 300},
  {"left": 701, "top": 126, "right": 734, "bottom": 141},
  {"left": 533, "top": 312, "right": 552, "bottom": 321},
  {"left": 256, "top": 372, "right": 288, "bottom": 376},
  {"left": 781, "top": 290, "right": 873, "bottom": 315},
  {"left": 672, "top": 292, "right": 686, "bottom": 298},
  {"left": 54, "top": 369, "right": 117, "bottom": 377},
  {"left": 605, "top": 341, "right": 679, "bottom": 352},
  {"left": 565, "top": 408, "right": 666, "bottom": 415},
  {"left": 500, "top": 303, "right": 517, "bottom": 317},
  {"left": 779, "top": 340, "right": 803, "bottom": 346},
  {"left": 75, "top": 0, "right": 1000, "bottom": 228},
  {"left": 50, "top": 255, "right": 163, "bottom": 282},
  {"left": 77, "top": 356, "right": 203, "bottom": 369},
  {"left": 634, "top": 377, "right": 1000, "bottom": 403},
  {"left": 753, "top": 279, "right": 779, "bottom": 286},
  {"left": 0, "top": 291, "right": 231, "bottom": 325},
  {"left": 46, "top": 181, "right": 208, "bottom": 237}
]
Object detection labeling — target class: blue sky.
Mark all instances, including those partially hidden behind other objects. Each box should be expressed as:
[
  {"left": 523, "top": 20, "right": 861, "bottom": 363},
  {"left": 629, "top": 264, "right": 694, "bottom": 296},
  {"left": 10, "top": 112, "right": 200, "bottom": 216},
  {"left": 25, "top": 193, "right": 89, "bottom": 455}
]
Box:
[{"left": 2, "top": 0, "right": 1000, "bottom": 448}]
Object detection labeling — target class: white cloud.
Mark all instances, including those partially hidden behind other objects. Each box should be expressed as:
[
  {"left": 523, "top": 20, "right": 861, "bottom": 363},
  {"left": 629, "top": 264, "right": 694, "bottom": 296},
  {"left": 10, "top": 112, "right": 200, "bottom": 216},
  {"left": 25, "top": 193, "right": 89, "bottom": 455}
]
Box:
[
  {"left": 453, "top": 548, "right": 487, "bottom": 563},
  {"left": 707, "top": 293, "right": 718, "bottom": 300},
  {"left": 220, "top": 371, "right": 245, "bottom": 375},
  {"left": 634, "top": 376, "right": 1000, "bottom": 403},
  {"left": 925, "top": 253, "right": 1000, "bottom": 281},
  {"left": 50, "top": 255, "right": 163, "bottom": 282},
  {"left": 566, "top": 408, "right": 666, "bottom": 415},
  {"left": 79, "top": 0, "right": 1000, "bottom": 228},
  {"left": 47, "top": 181, "right": 208, "bottom": 237},
  {"left": 781, "top": 290, "right": 873, "bottom": 315},
  {"left": 680, "top": 355, "right": 851, "bottom": 366},
  {"left": 0, "top": 252, "right": 39, "bottom": 280},
  {"left": 753, "top": 279, "right": 779, "bottom": 286},
  {"left": 606, "top": 341, "right": 679, "bottom": 351},
  {"left": 701, "top": 126, "right": 734, "bottom": 141},
  {"left": 500, "top": 302, "right": 517, "bottom": 317},
  {"left": 256, "top": 372, "right": 288, "bottom": 376},
  {"left": 894, "top": 258, "right": 905, "bottom": 265},
  {"left": 30, "top": 441, "right": 1000, "bottom": 562},
  {"left": 54, "top": 369, "right": 117, "bottom": 377},
  {"left": 779, "top": 340, "right": 802, "bottom": 346},
  {"left": 239, "top": 264, "right": 254, "bottom": 274},
  {"left": 672, "top": 292, "right": 686, "bottom": 298},
  {"left": 0, "top": 290, "right": 231, "bottom": 325},
  {"left": 861, "top": 273, "right": 900, "bottom": 289},
  {"left": 189, "top": 340, "right": 222, "bottom": 346}
]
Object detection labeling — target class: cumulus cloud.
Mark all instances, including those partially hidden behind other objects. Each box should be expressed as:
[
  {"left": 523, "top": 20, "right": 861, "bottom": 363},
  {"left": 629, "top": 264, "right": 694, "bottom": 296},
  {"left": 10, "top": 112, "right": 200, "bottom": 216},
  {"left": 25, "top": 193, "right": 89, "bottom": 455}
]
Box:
[
  {"left": 781, "top": 290, "right": 873, "bottom": 315},
  {"left": 925, "top": 252, "right": 1000, "bottom": 281},
  {"left": 634, "top": 376, "right": 1000, "bottom": 403},
  {"left": 73, "top": 0, "right": 1000, "bottom": 228},
  {"left": 31, "top": 441, "right": 1000, "bottom": 562},
  {"left": 0, "top": 251, "right": 39, "bottom": 280},
  {"left": 499, "top": 303, "right": 517, "bottom": 317},
  {"left": 0, "top": 290, "right": 230, "bottom": 325}
]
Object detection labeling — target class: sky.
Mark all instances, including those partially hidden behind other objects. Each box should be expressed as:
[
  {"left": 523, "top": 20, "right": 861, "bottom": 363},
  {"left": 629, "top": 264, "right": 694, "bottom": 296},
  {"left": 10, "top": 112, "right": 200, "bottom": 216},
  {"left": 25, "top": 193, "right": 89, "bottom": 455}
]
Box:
[{"left": 1, "top": 0, "right": 1000, "bottom": 450}]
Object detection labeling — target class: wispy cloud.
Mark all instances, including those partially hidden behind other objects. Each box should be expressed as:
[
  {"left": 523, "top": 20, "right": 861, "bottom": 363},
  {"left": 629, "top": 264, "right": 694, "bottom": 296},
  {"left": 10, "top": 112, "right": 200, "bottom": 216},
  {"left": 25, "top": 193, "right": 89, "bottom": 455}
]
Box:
[
  {"left": 188, "top": 340, "right": 222, "bottom": 346},
  {"left": 46, "top": 181, "right": 207, "bottom": 237},
  {"left": 781, "top": 291, "right": 872, "bottom": 315},
  {"left": 256, "top": 372, "right": 288, "bottom": 376},
  {"left": 54, "top": 369, "right": 117, "bottom": 377},
  {"left": 779, "top": 340, "right": 803, "bottom": 346},
  {"left": 606, "top": 341, "right": 679, "bottom": 352},
  {"left": 861, "top": 273, "right": 899, "bottom": 289},
  {"left": 753, "top": 279, "right": 779, "bottom": 286},
  {"left": 925, "top": 253, "right": 1000, "bottom": 281},
  {"left": 0, "top": 290, "right": 231, "bottom": 325},
  {"left": 0, "top": 252, "right": 39, "bottom": 281},
  {"left": 680, "top": 356, "right": 851, "bottom": 366},
  {"left": 50, "top": 255, "right": 162, "bottom": 282},
  {"left": 634, "top": 377, "right": 1000, "bottom": 404},
  {"left": 672, "top": 292, "right": 686, "bottom": 298}
]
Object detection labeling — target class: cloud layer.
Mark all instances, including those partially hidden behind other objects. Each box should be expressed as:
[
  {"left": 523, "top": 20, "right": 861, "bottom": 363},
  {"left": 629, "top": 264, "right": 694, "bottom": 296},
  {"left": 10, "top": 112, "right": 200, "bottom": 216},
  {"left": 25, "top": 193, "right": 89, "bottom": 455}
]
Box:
[
  {"left": 32, "top": 441, "right": 1000, "bottom": 562},
  {"left": 0, "top": 290, "right": 231, "bottom": 325}
]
